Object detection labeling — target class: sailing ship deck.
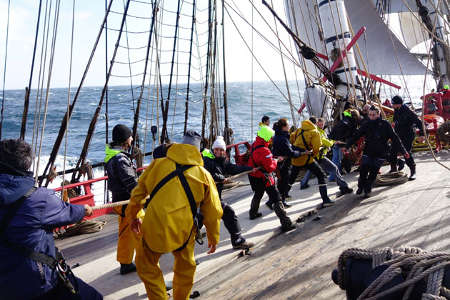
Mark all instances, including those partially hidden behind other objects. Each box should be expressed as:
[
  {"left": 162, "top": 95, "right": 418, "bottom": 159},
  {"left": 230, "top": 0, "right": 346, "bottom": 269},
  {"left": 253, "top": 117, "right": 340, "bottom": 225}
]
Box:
[{"left": 56, "top": 151, "right": 450, "bottom": 299}]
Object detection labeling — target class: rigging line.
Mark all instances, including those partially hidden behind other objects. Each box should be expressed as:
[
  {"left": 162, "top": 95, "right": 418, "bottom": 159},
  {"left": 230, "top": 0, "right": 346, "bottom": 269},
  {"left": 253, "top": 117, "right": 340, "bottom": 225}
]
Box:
[
  {"left": 40, "top": 0, "right": 115, "bottom": 185},
  {"left": 184, "top": 0, "right": 197, "bottom": 134},
  {"left": 420, "top": 0, "right": 450, "bottom": 172},
  {"left": 62, "top": 0, "right": 76, "bottom": 198},
  {"left": 270, "top": 0, "right": 296, "bottom": 125},
  {"left": 251, "top": 0, "right": 254, "bottom": 139},
  {"left": 225, "top": 0, "right": 301, "bottom": 69},
  {"left": 105, "top": 0, "right": 109, "bottom": 147},
  {"left": 377, "top": 4, "right": 414, "bottom": 107},
  {"left": 245, "top": 0, "right": 304, "bottom": 67},
  {"left": 287, "top": 0, "right": 314, "bottom": 86},
  {"left": 160, "top": 0, "right": 183, "bottom": 144},
  {"left": 330, "top": 0, "right": 357, "bottom": 99},
  {"left": 32, "top": 0, "right": 52, "bottom": 176},
  {"left": 143, "top": 27, "right": 157, "bottom": 156},
  {"left": 224, "top": 5, "right": 296, "bottom": 109},
  {"left": 0, "top": 0, "right": 11, "bottom": 140},
  {"left": 36, "top": 0, "right": 62, "bottom": 182},
  {"left": 209, "top": 0, "right": 219, "bottom": 141},
  {"left": 72, "top": 0, "right": 133, "bottom": 183},
  {"left": 221, "top": 0, "right": 229, "bottom": 143},
  {"left": 201, "top": 0, "right": 213, "bottom": 139},
  {"left": 20, "top": 0, "right": 43, "bottom": 140},
  {"left": 122, "top": 0, "right": 136, "bottom": 115}
]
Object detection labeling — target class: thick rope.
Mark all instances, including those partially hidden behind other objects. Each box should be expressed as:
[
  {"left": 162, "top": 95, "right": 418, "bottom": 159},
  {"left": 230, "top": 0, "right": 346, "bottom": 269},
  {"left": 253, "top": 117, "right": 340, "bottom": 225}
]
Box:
[{"left": 337, "top": 247, "right": 450, "bottom": 300}]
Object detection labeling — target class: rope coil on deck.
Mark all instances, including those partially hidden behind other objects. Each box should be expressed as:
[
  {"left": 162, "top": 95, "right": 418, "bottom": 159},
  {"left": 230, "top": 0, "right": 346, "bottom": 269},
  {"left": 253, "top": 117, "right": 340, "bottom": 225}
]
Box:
[
  {"left": 336, "top": 247, "right": 450, "bottom": 300},
  {"left": 374, "top": 171, "right": 409, "bottom": 186}
]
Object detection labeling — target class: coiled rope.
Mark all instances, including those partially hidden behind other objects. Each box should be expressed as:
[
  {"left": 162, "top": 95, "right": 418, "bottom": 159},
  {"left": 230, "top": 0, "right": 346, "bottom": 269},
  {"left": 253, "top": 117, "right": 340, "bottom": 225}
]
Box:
[{"left": 336, "top": 247, "right": 450, "bottom": 300}]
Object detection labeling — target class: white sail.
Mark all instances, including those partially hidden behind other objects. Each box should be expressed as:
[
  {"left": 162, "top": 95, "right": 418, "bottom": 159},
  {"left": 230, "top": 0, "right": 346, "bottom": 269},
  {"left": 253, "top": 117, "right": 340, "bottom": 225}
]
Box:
[
  {"left": 370, "top": 0, "right": 449, "bottom": 15},
  {"left": 397, "top": 12, "right": 429, "bottom": 51},
  {"left": 284, "top": 0, "right": 428, "bottom": 76}
]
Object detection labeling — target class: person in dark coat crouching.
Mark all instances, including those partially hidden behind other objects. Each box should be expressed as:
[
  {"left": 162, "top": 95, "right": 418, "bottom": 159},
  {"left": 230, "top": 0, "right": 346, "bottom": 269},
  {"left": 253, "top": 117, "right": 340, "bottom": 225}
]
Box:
[{"left": 0, "top": 138, "right": 102, "bottom": 300}]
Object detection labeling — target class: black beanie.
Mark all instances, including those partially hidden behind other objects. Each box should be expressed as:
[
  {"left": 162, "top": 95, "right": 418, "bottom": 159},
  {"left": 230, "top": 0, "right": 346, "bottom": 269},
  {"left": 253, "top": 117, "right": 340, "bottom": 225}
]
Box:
[
  {"left": 392, "top": 95, "right": 403, "bottom": 105},
  {"left": 112, "top": 124, "right": 132, "bottom": 144}
]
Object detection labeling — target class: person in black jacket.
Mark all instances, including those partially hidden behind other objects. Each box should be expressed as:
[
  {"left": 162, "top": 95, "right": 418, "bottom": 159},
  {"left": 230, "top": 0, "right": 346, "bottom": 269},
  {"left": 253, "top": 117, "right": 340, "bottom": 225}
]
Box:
[
  {"left": 389, "top": 96, "right": 425, "bottom": 180},
  {"left": 270, "top": 118, "right": 305, "bottom": 208},
  {"left": 344, "top": 106, "right": 409, "bottom": 198},
  {"left": 105, "top": 124, "right": 139, "bottom": 275},
  {"left": 202, "top": 136, "right": 255, "bottom": 250},
  {"left": 328, "top": 109, "right": 360, "bottom": 180}
]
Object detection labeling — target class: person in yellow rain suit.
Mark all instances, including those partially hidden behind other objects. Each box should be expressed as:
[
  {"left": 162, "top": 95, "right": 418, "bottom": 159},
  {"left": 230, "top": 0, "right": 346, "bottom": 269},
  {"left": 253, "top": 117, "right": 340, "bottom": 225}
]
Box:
[
  {"left": 105, "top": 124, "right": 139, "bottom": 275},
  {"left": 126, "top": 130, "right": 223, "bottom": 300}
]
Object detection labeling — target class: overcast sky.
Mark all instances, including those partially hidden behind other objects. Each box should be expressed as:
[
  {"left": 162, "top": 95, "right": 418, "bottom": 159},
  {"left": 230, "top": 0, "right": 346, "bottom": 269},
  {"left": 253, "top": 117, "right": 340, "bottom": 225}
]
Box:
[{"left": 0, "top": 0, "right": 304, "bottom": 90}]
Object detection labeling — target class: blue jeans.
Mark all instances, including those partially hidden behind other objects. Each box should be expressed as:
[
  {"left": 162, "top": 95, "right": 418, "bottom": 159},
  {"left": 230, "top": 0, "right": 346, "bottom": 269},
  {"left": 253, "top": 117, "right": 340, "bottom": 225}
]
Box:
[
  {"left": 301, "top": 157, "right": 349, "bottom": 190},
  {"left": 329, "top": 144, "right": 343, "bottom": 181}
]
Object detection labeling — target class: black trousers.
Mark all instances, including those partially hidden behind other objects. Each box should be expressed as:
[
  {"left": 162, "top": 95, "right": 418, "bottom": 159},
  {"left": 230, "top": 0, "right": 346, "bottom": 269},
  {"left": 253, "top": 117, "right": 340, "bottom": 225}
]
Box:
[
  {"left": 390, "top": 134, "right": 415, "bottom": 167},
  {"left": 34, "top": 274, "right": 103, "bottom": 300},
  {"left": 248, "top": 175, "right": 292, "bottom": 227},
  {"left": 277, "top": 158, "right": 291, "bottom": 200},
  {"left": 221, "top": 199, "right": 242, "bottom": 243},
  {"left": 289, "top": 160, "right": 327, "bottom": 186},
  {"left": 359, "top": 155, "right": 384, "bottom": 193}
]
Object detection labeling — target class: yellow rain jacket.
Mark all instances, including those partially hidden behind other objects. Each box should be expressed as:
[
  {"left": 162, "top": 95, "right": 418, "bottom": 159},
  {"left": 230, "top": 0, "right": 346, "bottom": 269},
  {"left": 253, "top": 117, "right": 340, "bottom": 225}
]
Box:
[
  {"left": 127, "top": 143, "right": 223, "bottom": 253},
  {"left": 290, "top": 120, "right": 322, "bottom": 167},
  {"left": 318, "top": 127, "right": 334, "bottom": 159}
]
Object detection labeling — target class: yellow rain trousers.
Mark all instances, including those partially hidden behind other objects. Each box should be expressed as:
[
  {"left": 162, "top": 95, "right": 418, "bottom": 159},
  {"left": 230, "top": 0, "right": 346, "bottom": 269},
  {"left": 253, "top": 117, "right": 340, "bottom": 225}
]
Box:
[
  {"left": 136, "top": 235, "right": 196, "bottom": 300},
  {"left": 114, "top": 206, "right": 139, "bottom": 264},
  {"left": 126, "top": 143, "right": 223, "bottom": 300}
]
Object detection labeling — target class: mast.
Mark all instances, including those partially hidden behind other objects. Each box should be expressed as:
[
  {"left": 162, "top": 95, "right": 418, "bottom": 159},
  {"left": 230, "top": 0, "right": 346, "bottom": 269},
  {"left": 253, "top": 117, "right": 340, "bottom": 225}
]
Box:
[
  {"left": 318, "top": 0, "right": 360, "bottom": 99},
  {"left": 416, "top": 0, "right": 449, "bottom": 89},
  {"left": 201, "top": 0, "right": 213, "bottom": 140}
]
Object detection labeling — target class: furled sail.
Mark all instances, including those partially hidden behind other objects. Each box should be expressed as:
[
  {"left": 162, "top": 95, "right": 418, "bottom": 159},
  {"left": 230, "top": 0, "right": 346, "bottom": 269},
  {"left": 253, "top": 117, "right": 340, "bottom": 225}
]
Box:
[{"left": 284, "top": 0, "right": 428, "bottom": 77}]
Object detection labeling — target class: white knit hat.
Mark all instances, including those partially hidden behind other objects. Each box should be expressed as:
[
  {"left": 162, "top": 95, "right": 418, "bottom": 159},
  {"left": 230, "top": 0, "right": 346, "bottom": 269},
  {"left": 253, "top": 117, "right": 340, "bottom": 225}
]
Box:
[{"left": 212, "top": 136, "right": 226, "bottom": 150}]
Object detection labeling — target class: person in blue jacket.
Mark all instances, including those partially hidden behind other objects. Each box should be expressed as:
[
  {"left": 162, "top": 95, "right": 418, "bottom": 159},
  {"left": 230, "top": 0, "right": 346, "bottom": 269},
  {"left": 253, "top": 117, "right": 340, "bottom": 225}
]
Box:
[{"left": 0, "top": 138, "right": 102, "bottom": 300}]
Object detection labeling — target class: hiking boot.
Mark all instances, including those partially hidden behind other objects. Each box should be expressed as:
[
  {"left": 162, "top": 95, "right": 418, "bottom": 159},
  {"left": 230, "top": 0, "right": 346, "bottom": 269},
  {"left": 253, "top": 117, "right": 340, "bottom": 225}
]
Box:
[
  {"left": 388, "top": 162, "right": 397, "bottom": 173},
  {"left": 232, "top": 237, "right": 255, "bottom": 250},
  {"left": 265, "top": 201, "right": 273, "bottom": 210},
  {"left": 356, "top": 187, "right": 363, "bottom": 195},
  {"left": 281, "top": 222, "right": 296, "bottom": 232},
  {"left": 249, "top": 212, "right": 263, "bottom": 220},
  {"left": 337, "top": 187, "right": 353, "bottom": 197},
  {"left": 120, "top": 263, "right": 136, "bottom": 275},
  {"left": 398, "top": 159, "right": 405, "bottom": 171},
  {"left": 282, "top": 201, "right": 292, "bottom": 208},
  {"left": 300, "top": 183, "right": 310, "bottom": 190},
  {"left": 322, "top": 199, "right": 335, "bottom": 207},
  {"left": 409, "top": 166, "right": 416, "bottom": 181}
]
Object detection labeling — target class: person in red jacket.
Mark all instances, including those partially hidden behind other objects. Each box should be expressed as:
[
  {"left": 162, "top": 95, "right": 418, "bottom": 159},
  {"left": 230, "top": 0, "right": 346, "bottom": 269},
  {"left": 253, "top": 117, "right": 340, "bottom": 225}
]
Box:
[{"left": 247, "top": 125, "right": 296, "bottom": 232}]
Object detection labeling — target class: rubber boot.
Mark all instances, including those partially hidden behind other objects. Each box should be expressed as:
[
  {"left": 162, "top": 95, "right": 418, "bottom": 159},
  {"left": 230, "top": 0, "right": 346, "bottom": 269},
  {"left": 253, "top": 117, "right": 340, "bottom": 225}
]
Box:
[
  {"left": 388, "top": 162, "right": 398, "bottom": 173},
  {"left": 319, "top": 185, "right": 335, "bottom": 207},
  {"left": 405, "top": 157, "right": 416, "bottom": 180}
]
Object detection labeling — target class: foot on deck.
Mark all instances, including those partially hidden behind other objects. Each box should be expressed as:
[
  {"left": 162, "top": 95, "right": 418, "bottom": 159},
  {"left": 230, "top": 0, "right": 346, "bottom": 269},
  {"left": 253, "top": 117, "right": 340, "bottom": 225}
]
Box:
[
  {"left": 282, "top": 201, "right": 292, "bottom": 208},
  {"left": 265, "top": 202, "right": 273, "bottom": 210},
  {"left": 337, "top": 187, "right": 353, "bottom": 197},
  {"left": 232, "top": 238, "right": 255, "bottom": 250},
  {"left": 356, "top": 187, "right": 363, "bottom": 195},
  {"left": 322, "top": 199, "right": 335, "bottom": 207},
  {"left": 120, "top": 263, "right": 137, "bottom": 275},
  {"left": 281, "top": 222, "right": 296, "bottom": 232},
  {"left": 249, "top": 212, "right": 263, "bottom": 220},
  {"left": 300, "top": 183, "right": 310, "bottom": 190}
]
